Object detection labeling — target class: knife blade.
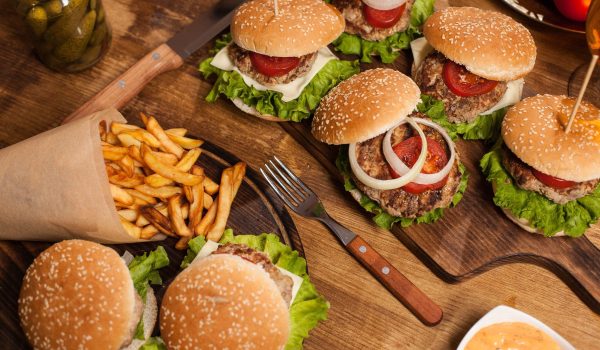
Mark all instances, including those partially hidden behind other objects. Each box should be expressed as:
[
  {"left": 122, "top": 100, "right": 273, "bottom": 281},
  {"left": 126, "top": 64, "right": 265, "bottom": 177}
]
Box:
[{"left": 63, "top": 0, "right": 245, "bottom": 124}]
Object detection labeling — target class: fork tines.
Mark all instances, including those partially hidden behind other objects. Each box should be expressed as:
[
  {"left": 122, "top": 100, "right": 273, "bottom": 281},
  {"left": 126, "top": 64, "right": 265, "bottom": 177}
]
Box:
[{"left": 259, "top": 156, "right": 311, "bottom": 209}]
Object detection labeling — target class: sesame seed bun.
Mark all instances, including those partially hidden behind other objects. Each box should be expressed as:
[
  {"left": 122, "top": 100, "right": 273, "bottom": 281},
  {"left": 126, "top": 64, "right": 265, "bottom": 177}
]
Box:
[
  {"left": 160, "top": 254, "right": 290, "bottom": 350},
  {"left": 311, "top": 68, "right": 421, "bottom": 145},
  {"left": 231, "top": 0, "right": 345, "bottom": 57},
  {"left": 502, "top": 95, "right": 600, "bottom": 182},
  {"left": 18, "top": 240, "right": 139, "bottom": 350},
  {"left": 232, "top": 98, "right": 283, "bottom": 122},
  {"left": 423, "top": 7, "right": 536, "bottom": 81}
]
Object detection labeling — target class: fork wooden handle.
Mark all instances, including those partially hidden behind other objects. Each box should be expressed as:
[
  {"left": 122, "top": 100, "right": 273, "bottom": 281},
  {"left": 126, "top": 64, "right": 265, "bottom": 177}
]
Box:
[{"left": 347, "top": 235, "right": 443, "bottom": 326}]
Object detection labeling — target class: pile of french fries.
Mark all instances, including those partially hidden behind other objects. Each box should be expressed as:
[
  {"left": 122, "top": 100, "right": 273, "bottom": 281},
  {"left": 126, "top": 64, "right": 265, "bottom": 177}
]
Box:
[{"left": 100, "top": 113, "right": 246, "bottom": 250}]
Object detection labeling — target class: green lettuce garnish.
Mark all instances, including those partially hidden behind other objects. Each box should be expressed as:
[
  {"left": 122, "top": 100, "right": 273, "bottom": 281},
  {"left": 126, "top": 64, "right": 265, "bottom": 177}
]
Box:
[
  {"left": 331, "top": 0, "right": 435, "bottom": 63},
  {"left": 139, "top": 337, "right": 167, "bottom": 350},
  {"left": 417, "top": 94, "right": 507, "bottom": 141},
  {"left": 182, "top": 229, "right": 329, "bottom": 350},
  {"left": 336, "top": 145, "right": 468, "bottom": 229},
  {"left": 199, "top": 34, "right": 359, "bottom": 122},
  {"left": 128, "top": 246, "right": 169, "bottom": 340},
  {"left": 480, "top": 144, "right": 600, "bottom": 237}
]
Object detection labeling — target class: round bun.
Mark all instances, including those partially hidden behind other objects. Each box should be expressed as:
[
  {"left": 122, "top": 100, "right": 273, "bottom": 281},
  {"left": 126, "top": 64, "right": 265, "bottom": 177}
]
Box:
[
  {"left": 502, "top": 95, "right": 600, "bottom": 182},
  {"left": 312, "top": 68, "right": 421, "bottom": 145},
  {"left": 19, "top": 240, "right": 137, "bottom": 350},
  {"left": 423, "top": 7, "right": 536, "bottom": 81},
  {"left": 232, "top": 98, "right": 283, "bottom": 122},
  {"left": 160, "top": 254, "right": 290, "bottom": 350},
  {"left": 231, "top": 0, "right": 344, "bottom": 57}
]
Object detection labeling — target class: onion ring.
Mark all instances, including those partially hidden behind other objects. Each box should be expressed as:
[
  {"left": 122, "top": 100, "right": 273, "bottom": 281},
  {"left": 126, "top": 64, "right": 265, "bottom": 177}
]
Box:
[
  {"left": 349, "top": 117, "right": 427, "bottom": 190},
  {"left": 383, "top": 117, "right": 456, "bottom": 185},
  {"left": 362, "top": 0, "right": 407, "bottom": 11}
]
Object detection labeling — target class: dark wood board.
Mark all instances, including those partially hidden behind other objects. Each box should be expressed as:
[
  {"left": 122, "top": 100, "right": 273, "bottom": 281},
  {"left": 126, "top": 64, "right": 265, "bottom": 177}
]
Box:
[
  {"left": 280, "top": 45, "right": 600, "bottom": 315},
  {"left": 0, "top": 139, "right": 303, "bottom": 349}
]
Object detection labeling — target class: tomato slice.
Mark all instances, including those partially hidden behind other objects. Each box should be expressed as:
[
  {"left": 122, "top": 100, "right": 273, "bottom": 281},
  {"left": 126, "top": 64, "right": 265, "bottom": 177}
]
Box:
[
  {"left": 532, "top": 169, "right": 576, "bottom": 189},
  {"left": 388, "top": 136, "right": 449, "bottom": 194},
  {"left": 249, "top": 52, "right": 300, "bottom": 77},
  {"left": 442, "top": 60, "right": 499, "bottom": 97},
  {"left": 363, "top": 4, "right": 406, "bottom": 29}
]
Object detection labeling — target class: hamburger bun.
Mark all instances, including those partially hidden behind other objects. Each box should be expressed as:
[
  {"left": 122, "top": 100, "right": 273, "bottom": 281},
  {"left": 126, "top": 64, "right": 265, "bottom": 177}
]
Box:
[
  {"left": 18, "top": 240, "right": 140, "bottom": 350},
  {"left": 311, "top": 68, "right": 421, "bottom": 145},
  {"left": 502, "top": 95, "right": 600, "bottom": 182},
  {"left": 423, "top": 7, "right": 536, "bottom": 81},
  {"left": 160, "top": 254, "right": 290, "bottom": 350},
  {"left": 231, "top": 0, "right": 345, "bottom": 57},
  {"left": 232, "top": 98, "right": 283, "bottom": 122}
]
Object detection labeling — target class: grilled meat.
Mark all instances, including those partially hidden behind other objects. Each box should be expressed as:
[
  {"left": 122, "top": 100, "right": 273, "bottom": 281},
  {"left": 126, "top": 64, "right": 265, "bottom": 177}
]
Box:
[
  {"left": 228, "top": 44, "right": 317, "bottom": 86},
  {"left": 414, "top": 52, "right": 507, "bottom": 123},
  {"left": 502, "top": 146, "right": 599, "bottom": 204},
  {"left": 332, "top": 0, "right": 413, "bottom": 41},
  {"left": 352, "top": 114, "right": 462, "bottom": 218}
]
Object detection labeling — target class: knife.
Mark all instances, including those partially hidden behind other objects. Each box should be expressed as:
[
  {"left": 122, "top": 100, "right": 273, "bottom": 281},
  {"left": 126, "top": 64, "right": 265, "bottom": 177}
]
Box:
[{"left": 62, "top": 0, "right": 244, "bottom": 124}]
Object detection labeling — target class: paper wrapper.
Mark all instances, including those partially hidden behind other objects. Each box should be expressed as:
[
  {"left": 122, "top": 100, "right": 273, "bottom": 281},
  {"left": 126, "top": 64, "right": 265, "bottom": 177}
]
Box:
[{"left": 0, "top": 109, "right": 165, "bottom": 243}]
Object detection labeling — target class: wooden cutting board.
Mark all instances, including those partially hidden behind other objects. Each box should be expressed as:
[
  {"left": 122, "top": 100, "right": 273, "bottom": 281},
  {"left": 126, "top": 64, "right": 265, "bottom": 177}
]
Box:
[
  {"left": 0, "top": 139, "right": 303, "bottom": 349},
  {"left": 280, "top": 50, "right": 600, "bottom": 315}
]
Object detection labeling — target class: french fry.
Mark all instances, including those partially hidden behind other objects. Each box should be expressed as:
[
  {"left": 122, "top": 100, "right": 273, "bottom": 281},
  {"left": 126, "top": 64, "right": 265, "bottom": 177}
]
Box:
[
  {"left": 145, "top": 149, "right": 202, "bottom": 188},
  {"left": 116, "top": 155, "right": 135, "bottom": 177},
  {"left": 183, "top": 185, "right": 194, "bottom": 203},
  {"left": 105, "top": 164, "right": 117, "bottom": 177},
  {"left": 153, "top": 151, "right": 179, "bottom": 166},
  {"left": 140, "top": 225, "right": 159, "bottom": 239},
  {"left": 110, "top": 184, "right": 134, "bottom": 206},
  {"left": 118, "top": 209, "right": 138, "bottom": 222},
  {"left": 117, "top": 133, "right": 142, "bottom": 148},
  {"left": 204, "top": 176, "right": 219, "bottom": 195},
  {"left": 182, "top": 202, "right": 189, "bottom": 220},
  {"left": 106, "top": 131, "right": 119, "bottom": 145},
  {"left": 140, "top": 112, "right": 150, "bottom": 125},
  {"left": 99, "top": 121, "right": 108, "bottom": 142},
  {"left": 125, "top": 189, "right": 157, "bottom": 205},
  {"left": 167, "top": 133, "right": 204, "bottom": 149},
  {"left": 144, "top": 115, "right": 184, "bottom": 158},
  {"left": 134, "top": 184, "right": 182, "bottom": 199},
  {"left": 110, "top": 122, "right": 140, "bottom": 134},
  {"left": 203, "top": 192, "right": 213, "bottom": 209},
  {"left": 141, "top": 145, "right": 202, "bottom": 186},
  {"left": 155, "top": 203, "right": 168, "bottom": 216},
  {"left": 140, "top": 206, "right": 176, "bottom": 237},
  {"left": 128, "top": 145, "right": 144, "bottom": 164},
  {"left": 196, "top": 200, "right": 218, "bottom": 236},
  {"left": 206, "top": 169, "right": 233, "bottom": 241},
  {"left": 136, "top": 215, "right": 150, "bottom": 227},
  {"left": 175, "top": 237, "right": 190, "bottom": 250},
  {"left": 165, "top": 128, "right": 187, "bottom": 137},
  {"left": 121, "top": 129, "right": 161, "bottom": 148},
  {"left": 109, "top": 174, "right": 144, "bottom": 188},
  {"left": 168, "top": 195, "right": 192, "bottom": 237},
  {"left": 188, "top": 166, "right": 204, "bottom": 230},
  {"left": 102, "top": 145, "right": 128, "bottom": 161},
  {"left": 120, "top": 218, "right": 141, "bottom": 238}
]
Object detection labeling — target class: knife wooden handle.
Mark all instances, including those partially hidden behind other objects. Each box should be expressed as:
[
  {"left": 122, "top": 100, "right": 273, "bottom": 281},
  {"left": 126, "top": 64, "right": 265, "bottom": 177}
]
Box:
[
  {"left": 347, "top": 235, "right": 443, "bottom": 326},
  {"left": 62, "top": 43, "right": 184, "bottom": 124}
]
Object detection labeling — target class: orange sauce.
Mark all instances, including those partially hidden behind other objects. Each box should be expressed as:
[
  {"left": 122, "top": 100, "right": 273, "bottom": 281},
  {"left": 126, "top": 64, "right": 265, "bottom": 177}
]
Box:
[
  {"left": 558, "top": 98, "right": 600, "bottom": 144},
  {"left": 465, "top": 322, "right": 560, "bottom": 350},
  {"left": 587, "top": 0, "right": 600, "bottom": 55}
]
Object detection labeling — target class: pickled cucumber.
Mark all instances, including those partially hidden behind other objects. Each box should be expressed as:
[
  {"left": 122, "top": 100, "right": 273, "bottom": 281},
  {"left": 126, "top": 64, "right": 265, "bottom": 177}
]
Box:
[
  {"left": 17, "top": 0, "right": 39, "bottom": 17},
  {"left": 96, "top": 6, "right": 104, "bottom": 24},
  {"left": 42, "top": 0, "right": 63, "bottom": 19},
  {"left": 89, "top": 22, "right": 107, "bottom": 46},
  {"left": 25, "top": 6, "right": 47, "bottom": 37},
  {"left": 90, "top": 0, "right": 96, "bottom": 11},
  {"left": 52, "top": 10, "right": 96, "bottom": 63},
  {"left": 43, "top": 0, "right": 89, "bottom": 46}
]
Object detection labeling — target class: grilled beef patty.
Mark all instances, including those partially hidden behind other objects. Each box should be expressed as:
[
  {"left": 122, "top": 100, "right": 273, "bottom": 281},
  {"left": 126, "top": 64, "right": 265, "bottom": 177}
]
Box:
[
  {"left": 228, "top": 44, "right": 317, "bottom": 86},
  {"left": 214, "top": 243, "right": 293, "bottom": 306},
  {"left": 332, "top": 0, "right": 413, "bottom": 41},
  {"left": 352, "top": 114, "right": 462, "bottom": 218},
  {"left": 501, "top": 146, "right": 599, "bottom": 204},
  {"left": 414, "top": 52, "right": 507, "bottom": 123}
]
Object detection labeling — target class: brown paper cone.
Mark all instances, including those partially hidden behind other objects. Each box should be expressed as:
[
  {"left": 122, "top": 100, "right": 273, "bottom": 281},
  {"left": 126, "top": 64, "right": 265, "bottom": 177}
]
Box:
[{"left": 0, "top": 109, "right": 165, "bottom": 244}]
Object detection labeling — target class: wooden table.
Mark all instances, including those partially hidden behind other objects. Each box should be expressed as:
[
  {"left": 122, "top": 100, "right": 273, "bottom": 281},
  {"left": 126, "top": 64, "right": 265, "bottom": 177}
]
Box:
[{"left": 1, "top": 0, "right": 598, "bottom": 348}]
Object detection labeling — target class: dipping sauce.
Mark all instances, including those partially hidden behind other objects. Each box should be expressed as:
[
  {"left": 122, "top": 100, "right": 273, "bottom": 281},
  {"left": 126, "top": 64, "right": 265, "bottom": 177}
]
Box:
[{"left": 465, "top": 322, "right": 560, "bottom": 350}]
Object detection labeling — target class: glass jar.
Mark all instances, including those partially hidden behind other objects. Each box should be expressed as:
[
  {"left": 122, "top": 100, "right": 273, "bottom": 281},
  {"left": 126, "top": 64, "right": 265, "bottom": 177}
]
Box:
[{"left": 16, "top": 0, "right": 112, "bottom": 72}]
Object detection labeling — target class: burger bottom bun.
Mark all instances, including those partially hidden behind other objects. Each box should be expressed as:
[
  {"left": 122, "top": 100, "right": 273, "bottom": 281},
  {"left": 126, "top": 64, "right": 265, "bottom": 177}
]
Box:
[
  {"left": 232, "top": 98, "right": 283, "bottom": 122},
  {"left": 122, "top": 288, "right": 157, "bottom": 350},
  {"left": 491, "top": 182, "right": 565, "bottom": 237}
]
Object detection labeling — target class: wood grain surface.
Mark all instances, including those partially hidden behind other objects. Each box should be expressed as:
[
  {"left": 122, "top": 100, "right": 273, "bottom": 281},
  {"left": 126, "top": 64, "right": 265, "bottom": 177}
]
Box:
[{"left": 1, "top": 0, "right": 599, "bottom": 349}]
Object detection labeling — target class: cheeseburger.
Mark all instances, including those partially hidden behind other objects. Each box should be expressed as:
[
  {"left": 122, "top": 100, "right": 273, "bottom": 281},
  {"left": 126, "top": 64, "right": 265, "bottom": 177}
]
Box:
[
  {"left": 18, "top": 240, "right": 169, "bottom": 350},
  {"left": 411, "top": 7, "right": 537, "bottom": 140},
  {"left": 331, "top": 0, "right": 435, "bottom": 63},
  {"left": 200, "top": 0, "right": 359, "bottom": 122},
  {"left": 481, "top": 95, "right": 600, "bottom": 237},
  {"left": 312, "top": 68, "right": 467, "bottom": 229}
]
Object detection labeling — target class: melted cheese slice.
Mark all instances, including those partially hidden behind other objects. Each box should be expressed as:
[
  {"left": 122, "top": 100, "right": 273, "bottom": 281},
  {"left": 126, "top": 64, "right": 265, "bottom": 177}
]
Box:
[
  {"left": 192, "top": 240, "right": 304, "bottom": 307},
  {"left": 210, "top": 44, "right": 336, "bottom": 102},
  {"left": 410, "top": 37, "right": 524, "bottom": 115}
]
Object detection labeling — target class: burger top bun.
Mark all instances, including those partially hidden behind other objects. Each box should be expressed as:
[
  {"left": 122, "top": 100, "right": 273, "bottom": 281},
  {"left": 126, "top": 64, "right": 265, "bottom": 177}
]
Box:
[{"left": 424, "top": 7, "right": 537, "bottom": 81}]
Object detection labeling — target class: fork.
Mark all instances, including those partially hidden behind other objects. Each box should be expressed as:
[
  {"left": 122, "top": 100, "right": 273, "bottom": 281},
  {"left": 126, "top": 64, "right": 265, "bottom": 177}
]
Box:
[{"left": 260, "top": 156, "right": 443, "bottom": 326}]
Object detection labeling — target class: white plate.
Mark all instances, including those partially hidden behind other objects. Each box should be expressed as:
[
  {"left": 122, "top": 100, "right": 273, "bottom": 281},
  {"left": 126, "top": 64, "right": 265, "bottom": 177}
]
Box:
[{"left": 457, "top": 305, "right": 575, "bottom": 350}]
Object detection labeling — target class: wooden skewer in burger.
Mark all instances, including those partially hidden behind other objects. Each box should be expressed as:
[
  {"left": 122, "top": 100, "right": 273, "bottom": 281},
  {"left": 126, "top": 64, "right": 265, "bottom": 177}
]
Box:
[{"left": 312, "top": 68, "right": 467, "bottom": 229}]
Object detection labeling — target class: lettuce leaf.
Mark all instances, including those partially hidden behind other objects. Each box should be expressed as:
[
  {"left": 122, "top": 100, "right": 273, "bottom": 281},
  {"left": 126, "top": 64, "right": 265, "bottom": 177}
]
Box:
[
  {"left": 417, "top": 94, "right": 507, "bottom": 141},
  {"left": 336, "top": 146, "right": 468, "bottom": 229},
  {"left": 139, "top": 337, "right": 166, "bottom": 350},
  {"left": 182, "top": 229, "right": 329, "bottom": 350},
  {"left": 199, "top": 35, "right": 359, "bottom": 122},
  {"left": 480, "top": 144, "right": 600, "bottom": 237},
  {"left": 332, "top": 0, "right": 435, "bottom": 63}
]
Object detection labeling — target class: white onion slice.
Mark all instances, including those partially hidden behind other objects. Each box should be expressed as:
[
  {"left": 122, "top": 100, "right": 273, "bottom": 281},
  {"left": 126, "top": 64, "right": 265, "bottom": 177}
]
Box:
[
  {"left": 362, "top": 0, "right": 407, "bottom": 11},
  {"left": 349, "top": 117, "right": 428, "bottom": 191},
  {"left": 383, "top": 117, "right": 456, "bottom": 185},
  {"left": 121, "top": 250, "right": 134, "bottom": 265}
]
